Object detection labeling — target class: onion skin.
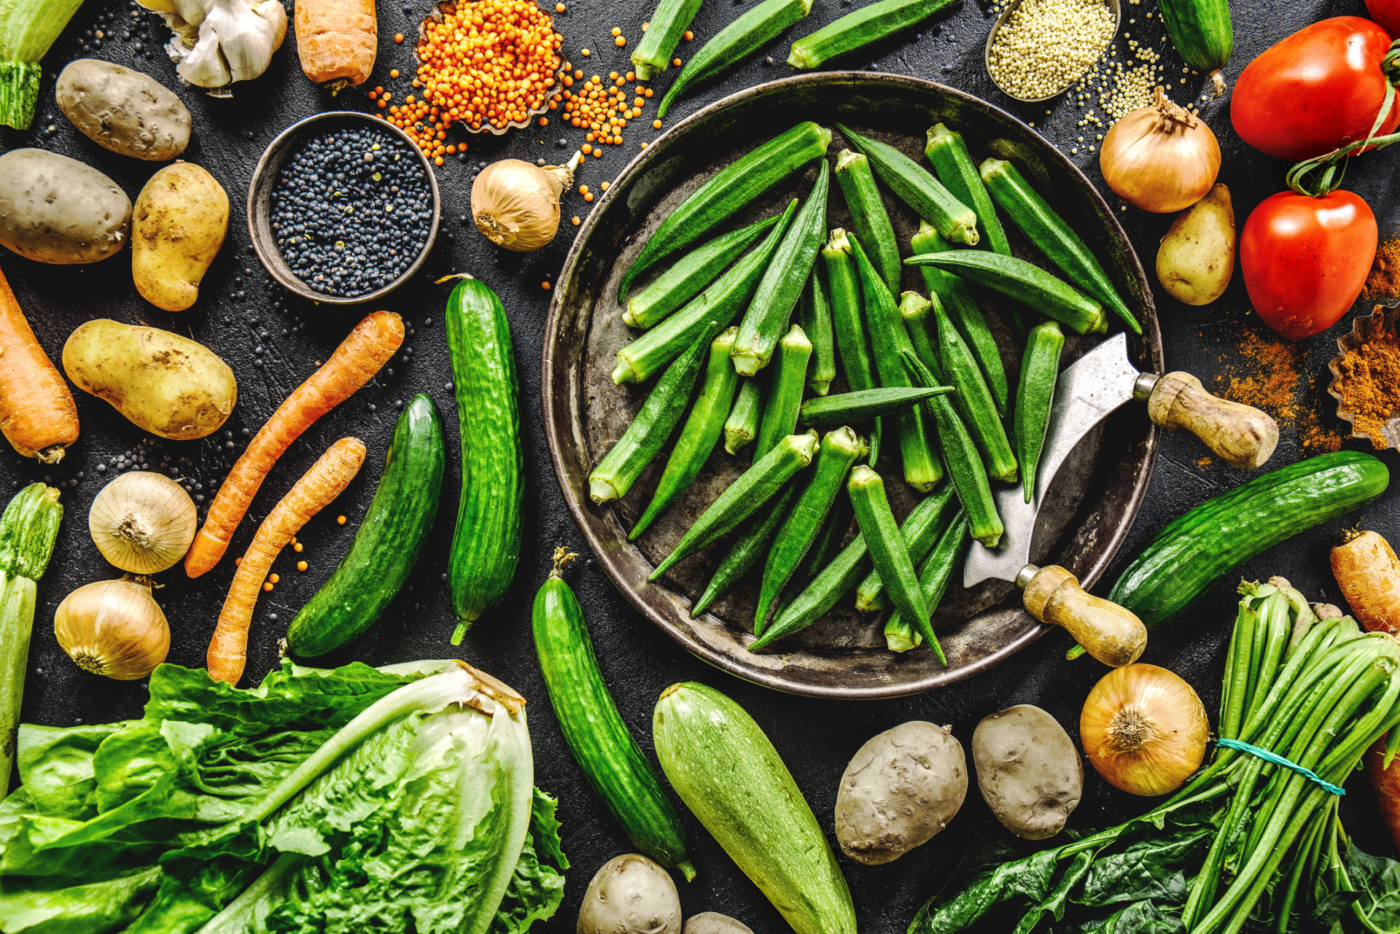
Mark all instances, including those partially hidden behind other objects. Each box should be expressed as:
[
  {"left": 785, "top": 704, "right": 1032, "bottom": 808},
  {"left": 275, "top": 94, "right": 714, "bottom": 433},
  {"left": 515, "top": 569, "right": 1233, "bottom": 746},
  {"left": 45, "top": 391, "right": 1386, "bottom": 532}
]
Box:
[
  {"left": 1100, "top": 87, "right": 1220, "bottom": 214},
  {"left": 88, "top": 471, "right": 197, "bottom": 574},
  {"left": 471, "top": 153, "right": 581, "bottom": 252},
  {"left": 54, "top": 577, "right": 170, "bottom": 681},
  {"left": 1080, "top": 663, "right": 1210, "bottom": 797}
]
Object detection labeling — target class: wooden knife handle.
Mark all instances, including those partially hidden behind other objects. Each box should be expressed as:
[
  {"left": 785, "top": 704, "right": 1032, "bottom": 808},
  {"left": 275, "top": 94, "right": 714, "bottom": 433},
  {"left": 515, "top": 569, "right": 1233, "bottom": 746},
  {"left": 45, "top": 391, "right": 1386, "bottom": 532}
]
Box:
[
  {"left": 1144, "top": 371, "right": 1279, "bottom": 470},
  {"left": 1022, "top": 565, "right": 1146, "bottom": 667}
]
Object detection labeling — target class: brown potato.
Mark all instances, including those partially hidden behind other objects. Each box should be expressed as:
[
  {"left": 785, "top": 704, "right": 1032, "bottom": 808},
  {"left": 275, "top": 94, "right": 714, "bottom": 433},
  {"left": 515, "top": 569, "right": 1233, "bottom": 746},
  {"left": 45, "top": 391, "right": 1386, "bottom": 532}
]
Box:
[
  {"left": 683, "top": 914, "right": 754, "bottom": 934},
  {"left": 1156, "top": 184, "right": 1235, "bottom": 306},
  {"left": 577, "top": 854, "right": 681, "bottom": 934},
  {"left": 56, "top": 59, "right": 190, "bottom": 161},
  {"left": 972, "top": 705, "right": 1082, "bottom": 841},
  {"left": 0, "top": 149, "right": 130, "bottom": 265},
  {"left": 132, "top": 163, "right": 228, "bottom": 311}
]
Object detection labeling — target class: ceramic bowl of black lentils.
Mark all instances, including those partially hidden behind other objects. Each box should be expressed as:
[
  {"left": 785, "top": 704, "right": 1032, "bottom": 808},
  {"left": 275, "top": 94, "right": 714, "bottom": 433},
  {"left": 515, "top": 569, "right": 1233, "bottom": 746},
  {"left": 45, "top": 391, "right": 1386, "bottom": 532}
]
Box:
[{"left": 247, "top": 112, "right": 440, "bottom": 304}]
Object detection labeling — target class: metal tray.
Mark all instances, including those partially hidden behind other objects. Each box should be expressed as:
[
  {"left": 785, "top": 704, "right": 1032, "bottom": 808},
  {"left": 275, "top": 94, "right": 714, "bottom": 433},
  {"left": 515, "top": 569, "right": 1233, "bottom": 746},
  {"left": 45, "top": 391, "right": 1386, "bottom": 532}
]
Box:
[{"left": 542, "top": 73, "right": 1162, "bottom": 699}]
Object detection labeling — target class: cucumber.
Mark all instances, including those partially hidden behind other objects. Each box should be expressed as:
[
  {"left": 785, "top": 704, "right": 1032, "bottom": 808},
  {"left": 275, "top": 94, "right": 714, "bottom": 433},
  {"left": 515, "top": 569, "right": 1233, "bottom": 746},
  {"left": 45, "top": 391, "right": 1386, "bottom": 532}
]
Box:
[
  {"left": 753, "top": 324, "right": 812, "bottom": 457},
  {"left": 287, "top": 396, "right": 446, "bottom": 657},
  {"left": 625, "top": 217, "right": 779, "bottom": 329},
  {"left": 906, "top": 250, "right": 1107, "bottom": 336},
  {"left": 445, "top": 277, "right": 524, "bottom": 643},
  {"left": 923, "top": 123, "right": 1011, "bottom": 256},
  {"left": 631, "top": 0, "right": 705, "bottom": 79},
  {"left": 1159, "top": 0, "right": 1232, "bottom": 97},
  {"left": 836, "top": 124, "right": 979, "bottom": 246},
  {"left": 799, "top": 386, "right": 951, "bottom": 425},
  {"left": 1109, "top": 452, "right": 1389, "bottom": 628},
  {"left": 534, "top": 548, "right": 695, "bottom": 877},
  {"left": 653, "top": 682, "right": 856, "bottom": 934},
  {"left": 1015, "top": 321, "right": 1065, "bottom": 504},
  {"left": 620, "top": 122, "right": 833, "bottom": 299},
  {"left": 834, "top": 149, "right": 901, "bottom": 295},
  {"left": 786, "top": 0, "right": 958, "bottom": 70},
  {"left": 725, "top": 377, "right": 763, "bottom": 455},
  {"left": 799, "top": 264, "right": 836, "bottom": 396}
]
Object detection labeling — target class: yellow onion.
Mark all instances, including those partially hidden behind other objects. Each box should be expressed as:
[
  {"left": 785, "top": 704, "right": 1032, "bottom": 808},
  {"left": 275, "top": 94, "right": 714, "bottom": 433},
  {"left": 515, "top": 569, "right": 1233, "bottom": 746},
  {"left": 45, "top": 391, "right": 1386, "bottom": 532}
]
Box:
[
  {"left": 1100, "top": 87, "right": 1220, "bottom": 213},
  {"left": 54, "top": 577, "right": 170, "bottom": 680},
  {"left": 472, "top": 151, "right": 583, "bottom": 252},
  {"left": 88, "top": 471, "right": 197, "bottom": 574},
  {"left": 1080, "top": 663, "right": 1209, "bottom": 796}
]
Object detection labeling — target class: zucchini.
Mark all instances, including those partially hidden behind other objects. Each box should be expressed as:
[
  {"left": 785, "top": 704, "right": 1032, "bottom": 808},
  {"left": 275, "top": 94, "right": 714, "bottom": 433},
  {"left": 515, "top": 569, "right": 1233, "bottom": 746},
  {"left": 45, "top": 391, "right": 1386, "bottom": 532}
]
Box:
[
  {"left": 753, "top": 325, "right": 812, "bottom": 458},
  {"left": 906, "top": 250, "right": 1107, "bottom": 335},
  {"left": 854, "top": 483, "right": 957, "bottom": 613},
  {"left": 799, "top": 386, "right": 951, "bottom": 425},
  {"left": 631, "top": 0, "right": 705, "bottom": 79},
  {"left": 834, "top": 149, "right": 901, "bottom": 295},
  {"left": 799, "top": 265, "right": 836, "bottom": 397},
  {"left": 620, "top": 122, "right": 833, "bottom": 299},
  {"left": 787, "top": 0, "right": 957, "bottom": 69},
  {"left": 287, "top": 396, "right": 446, "bottom": 657},
  {"left": 653, "top": 682, "right": 856, "bottom": 934},
  {"left": 932, "top": 294, "right": 1018, "bottom": 484},
  {"left": 1109, "top": 452, "right": 1389, "bottom": 629},
  {"left": 725, "top": 377, "right": 763, "bottom": 455},
  {"left": 445, "top": 277, "right": 524, "bottom": 643},
  {"left": 1014, "top": 321, "right": 1064, "bottom": 504},
  {"left": 625, "top": 217, "right": 779, "bottom": 329},
  {"left": 691, "top": 488, "right": 796, "bottom": 616},
  {"left": 884, "top": 512, "right": 968, "bottom": 652},
  {"left": 923, "top": 124, "right": 1011, "bottom": 256},
  {"left": 822, "top": 228, "right": 881, "bottom": 464},
  {"left": 836, "top": 124, "right": 978, "bottom": 246},
  {"left": 534, "top": 548, "right": 695, "bottom": 877},
  {"left": 0, "top": 483, "right": 62, "bottom": 793},
  {"left": 1159, "top": 0, "right": 1232, "bottom": 97}
]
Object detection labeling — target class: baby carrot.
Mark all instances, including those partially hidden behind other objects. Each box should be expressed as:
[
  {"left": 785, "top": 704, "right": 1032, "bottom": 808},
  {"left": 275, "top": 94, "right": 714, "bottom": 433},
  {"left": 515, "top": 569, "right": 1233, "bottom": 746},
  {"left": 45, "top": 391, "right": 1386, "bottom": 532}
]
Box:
[
  {"left": 185, "top": 311, "right": 402, "bottom": 578},
  {"left": 207, "top": 437, "right": 367, "bottom": 685},
  {"left": 0, "top": 266, "right": 78, "bottom": 463}
]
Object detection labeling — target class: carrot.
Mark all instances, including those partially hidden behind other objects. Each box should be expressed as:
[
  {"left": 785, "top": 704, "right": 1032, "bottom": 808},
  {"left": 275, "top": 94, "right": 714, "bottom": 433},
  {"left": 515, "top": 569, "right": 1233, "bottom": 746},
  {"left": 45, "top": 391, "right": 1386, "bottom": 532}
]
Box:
[
  {"left": 0, "top": 266, "right": 78, "bottom": 463},
  {"left": 185, "top": 310, "right": 402, "bottom": 578},
  {"left": 1330, "top": 528, "right": 1400, "bottom": 636},
  {"left": 1366, "top": 737, "right": 1400, "bottom": 855},
  {"left": 295, "top": 0, "right": 378, "bottom": 91},
  {"left": 207, "top": 436, "right": 367, "bottom": 685}
]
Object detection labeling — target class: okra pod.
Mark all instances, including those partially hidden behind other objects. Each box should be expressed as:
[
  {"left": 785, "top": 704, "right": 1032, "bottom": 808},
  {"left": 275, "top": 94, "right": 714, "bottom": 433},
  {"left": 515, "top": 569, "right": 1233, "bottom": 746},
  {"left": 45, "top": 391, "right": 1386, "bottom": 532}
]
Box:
[
  {"left": 980, "top": 157, "right": 1141, "bottom": 334},
  {"left": 850, "top": 234, "right": 943, "bottom": 492},
  {"left": 631, "top": 0, "right": 704, "bottom": 79},
  {"left": 756, "top": 427, "right": 864, "bottom": 633},
  {"left": 798, "top": 266, "right": 836, "bottom": 396},
  {"left": 753, "top": 325, "right": 813, "bottom": 458},
  {"left": 1015, "top": 320, "right": 1065, "bottom": 504},
  {"left": 625, "top": 217, "right": 779, "bottom": 329},
  {"left": 591, "top": 337, "right": 708, "bottom": 503},
  {"left": 847, "top": 466, "right": 942, "bottom": 662},
  {"left": 724, "top": 377, "right": 763, "bottom": 455},
  {"left": 932, "top": 291, "right": 1018, "bottom": 484},
  {"left": 822, "top": 228, "right": 881, "bottom": 464},
  {"left": 898, "top": 290, "right": 944, "bottom": 386},
  {"left": 798, "top": 385, "right": 951, "bottom": 425},
  {"left": 792, "top": 493, "right": 851, "bottom": 593},
  {"left": 691, "top": 487, "right": 796, "bottom": 617},
  {"left": 615, "top": 200, "right": 796, "bottom": 385},
  {"left": 657, "top": 0, "right": 815, "bottom": 119},
  {"left": 630, "top": 328, "right": 742, "bottom": 540},
  {"left": 834, "top": 149, "right": 901, "bottom": 295},
  {"left": 884, "top": 512, "right": 968, "bottom": 653},
  {"left": 854, "top": 483, "right": 957, "bottom": 614},
  {"left": 787, "top": 0, "right": 958, "bottom": 69},
  {"left": 620, "top": 122, "right": 832, "bottom": 299},
  {"left": 732, "top": 161, "right": 830, "bottom": 376},
  {"left": 651, "top": 430, "right": 819, "bottom": 579},
  {"left": 924, "top": 124, "right": 1011, "bottom": 256},
  {"left": 905, "top": 251, "right": 1108, "bottom": 335},
  {"left": 837, "top": 124, "right": 978, "bottom": 246},
  {"left": 902, "top": 349, "right": 1003, "bottom": 547},
  {"left": 909, "top": 221, "right": 1009, "bottom": 412}
]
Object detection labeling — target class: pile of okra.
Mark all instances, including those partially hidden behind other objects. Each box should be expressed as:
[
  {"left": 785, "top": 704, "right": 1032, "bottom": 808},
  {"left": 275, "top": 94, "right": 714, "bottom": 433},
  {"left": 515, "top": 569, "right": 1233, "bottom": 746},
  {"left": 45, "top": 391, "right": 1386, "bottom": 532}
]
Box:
[{"left": 590, "top": 120, "right": 1140, "bottom": 662}]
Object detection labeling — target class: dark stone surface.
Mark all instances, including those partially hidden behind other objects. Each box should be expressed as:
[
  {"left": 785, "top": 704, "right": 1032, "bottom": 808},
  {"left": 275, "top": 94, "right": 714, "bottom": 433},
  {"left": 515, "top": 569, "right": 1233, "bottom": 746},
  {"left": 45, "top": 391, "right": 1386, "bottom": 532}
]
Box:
[{"left": 2, "top": 0, "right": 1397, "bottom": 930}]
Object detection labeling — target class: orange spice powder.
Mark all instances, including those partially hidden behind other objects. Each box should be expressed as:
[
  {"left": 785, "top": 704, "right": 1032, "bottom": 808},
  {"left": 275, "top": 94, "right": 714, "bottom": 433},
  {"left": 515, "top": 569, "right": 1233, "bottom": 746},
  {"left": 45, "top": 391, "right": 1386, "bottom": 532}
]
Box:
[
  {"left": 1210, "top": 323, "right": 1341, "bottom": 455},
  {"left": 1332, "top": 308, "right": 1400, "bottom": 449},
  {"left": 1363, "top": 235, "right": 1400, "bottom": 303}
]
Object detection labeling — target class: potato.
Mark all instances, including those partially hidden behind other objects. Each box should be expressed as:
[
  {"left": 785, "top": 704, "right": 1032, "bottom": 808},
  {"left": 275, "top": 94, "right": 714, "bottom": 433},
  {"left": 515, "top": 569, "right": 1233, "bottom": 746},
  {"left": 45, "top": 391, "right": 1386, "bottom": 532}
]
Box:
[
  {"left": 683, "top": 913, "right": 754, "bottom": 934},
  {"left": 1156, "top": 183, "right": 1235, "bottom": 306},
  {"left": 835, "top": 721, "right": 967, "bottom": 865},
  {"left": 56, "top": 60, "right": 191, "bottom": 161},
  {"left": 577, "top": 854, "right": 681, "bottom": 934},
  {"left": 132, "top": 163, "right": 228, "bottom": 312},
  {"left": 972, "top": 705, "right": 1082, "bottom": 841},
  {"left": 63, "top": 320, "right": 236, "bottom": 440},
  {"left": 0, "top": 149, "right": 131, "bottom": 265}
]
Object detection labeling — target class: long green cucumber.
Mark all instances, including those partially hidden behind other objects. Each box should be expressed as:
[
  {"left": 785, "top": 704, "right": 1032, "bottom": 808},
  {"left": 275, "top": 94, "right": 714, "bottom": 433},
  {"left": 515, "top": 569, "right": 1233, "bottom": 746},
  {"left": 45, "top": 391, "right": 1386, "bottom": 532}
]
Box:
[
  {"left": 799, "top": 386, "right": 951, "bottom": 425},
  {"left": 884, "top": 512, "right": 968, "bottom": 652},
  {"left": 1159, "top": 0, "right": 1232, "bottom": 96},
  {"left": 445, "top": 277, "right": 524, "bottom": 642},
  {"left": 787, "top": 0, "right": 958, "bottom": 69},
  {"left": 691, "top": 487, "right": 796, "bottom": 617},
  {"left": 616, "top": 201, "right": 796, "bottom": 385},
  {"left": 979, "top": 158, "right": 1140, "bottom": 334},
  {"left": 1015, "top": 321, "right": 1065, "bottom": 505},
  {"left": 733, "top": 162, "right": 830, "bottom": 376},
  {"left": 725, "top": 377, "right": 763, "bottom": 455},
  {"left": 924, "top": 124, "right": 1011, "bottom": 256},
  {"left": 287, "top": 396, "right": 446, "bottom": 657},
  {"left": 620, "top": 122, "right": 832, "bottom": 298},
  {"left": 932, "top": 293, "right": 1018, "bottom": 483},
  {"left": 653, "top": 683, "right": 856, "bottom": 934},
  {"left": 854, "top": 484, "right": 957, "bottom": 614},
  {"left": 834, "top": 149, "right": 901, "bottom": 295},
  {"left": 910, "top": 221, "right": 1009, "bottom": 409},
  {"left": 822, "top": 228, "right": 880, "bottom": 464},
  {"left": 753, "top": 325, "right": 812, "bottom": 458},
  {"left": 625, "top": 217, "right": 779, "bottom": 329},
  {"left": 631, "top": 328, "right": 742, "bottom": 540},
  {"left": 592, "top": 337, "right": 708, "bottom": 503},
  {"left": 836, "top": 124, "right": 978, "bottom": 246},
  {"left": 631, "top": 0, "right": 705, "bottom": 79},
  {"left": 1109, "top": 452, "right": 1390, "bottom": 629},
  {"left": 906, "top": 251, "right": 1107, "bottom": 335},
  {"left": 651, "top": 431, "right": 819, "bottom": 579},
  {"left": 756, "top": 427, "right": 864, "bottom": 632},
  {"left": 0, "top": 483, "right": 61, "bottom": 794},
  {"left": 799, "top": 265, "right": 836, "bottom": 396},
  {"left": 534, "top": 548, "right": 695, "bottom": 877}
]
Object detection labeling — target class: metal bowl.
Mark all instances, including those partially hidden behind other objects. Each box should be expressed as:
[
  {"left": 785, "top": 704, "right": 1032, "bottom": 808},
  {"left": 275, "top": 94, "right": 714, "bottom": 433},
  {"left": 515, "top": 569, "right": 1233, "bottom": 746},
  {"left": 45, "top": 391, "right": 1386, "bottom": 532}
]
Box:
[
  {"left": 542, "top": 73, "right": 1161, "bottom": 699},
  {"left": 1327, "top": 305, "right": 1398, "bottom": 449},
  {"left": 983, "top": 0, "right": 1122, "bottom": 103},
  {"left": 246, "top": 111, "right": 441, "bottom": 306}
]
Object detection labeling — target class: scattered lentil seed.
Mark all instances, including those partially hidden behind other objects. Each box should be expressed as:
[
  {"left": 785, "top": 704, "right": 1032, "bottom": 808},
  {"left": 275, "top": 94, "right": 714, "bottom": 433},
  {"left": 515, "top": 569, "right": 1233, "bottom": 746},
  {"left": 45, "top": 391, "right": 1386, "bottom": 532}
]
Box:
[
  {"left": 337, "top": 515, "right": 347, "bottom": 525},
  {"left": 683, "top": 29, "right": 693, "bottom": 40},
  {"left": 390, "top": 68, "right": 399, "bottom": 78},
  {"left": 611, "top": 27, "right": 621, "bottom": 36},
  {"left": 263, "top": 581, "right": 274, "bottom": 592},
  {"left": 294, "top": 542, "right": 304, "bottom": 552},
  {"left": 297, "top": 560, "right": 308, "bottom": 571},
  {"left": 394, "top": 33, "right": 404, "bottom": 42},
  {"left": 616, "top": 36, "right": 626, "bottom": 46},
  {"left": 542, "top": 280, "right": 551, "bottom": 289},
  {"left": 270, "top": 574, "right": 280, "bottom": 584}
]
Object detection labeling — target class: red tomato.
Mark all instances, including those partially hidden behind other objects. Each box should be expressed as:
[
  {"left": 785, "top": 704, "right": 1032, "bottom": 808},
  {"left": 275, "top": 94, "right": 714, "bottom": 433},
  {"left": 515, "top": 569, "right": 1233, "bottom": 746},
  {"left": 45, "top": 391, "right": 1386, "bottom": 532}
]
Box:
[
  {"left": 1239, "top": 190, "right": 1377, "bottom": 341},
  {"left": 1366, "top": 0, "right": 1400, "bottom": 40},
  {"left": 1231, "top": 17, "right": 1399, "bottom": 162}
]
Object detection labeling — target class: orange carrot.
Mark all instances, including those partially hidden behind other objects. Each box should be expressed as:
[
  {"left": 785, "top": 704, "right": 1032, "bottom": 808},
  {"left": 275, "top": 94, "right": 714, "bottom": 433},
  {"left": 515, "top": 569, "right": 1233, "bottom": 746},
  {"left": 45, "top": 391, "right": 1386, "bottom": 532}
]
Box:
[
  {"left": 1331, "top": 529, "right": 1400, "bottom": 636},
  {"left": 1366, "top": 738, "right": 1400, "bottom": 855},
  {"left": 0, "top": 265, "right": 79, "bottom": 463},
  {"left": 185, "top": 310, "right": 402, "bottom": 578},
  {"left": 207, "top": 436, "right": 366, "bottom": 685}
]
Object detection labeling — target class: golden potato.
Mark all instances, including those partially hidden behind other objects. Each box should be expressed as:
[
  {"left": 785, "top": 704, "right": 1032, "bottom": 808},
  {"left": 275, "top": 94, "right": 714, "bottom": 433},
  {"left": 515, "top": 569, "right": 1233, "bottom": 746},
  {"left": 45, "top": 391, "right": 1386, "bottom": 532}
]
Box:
[
  {"left": 132, "top": 162, "right": 228, "bottom": 311},
  {"left": 1156, "top": 184, "right": 1235, "bottom": 307},
  {"left": 63, "top": 320, "right": 236, "bottom": 440}
]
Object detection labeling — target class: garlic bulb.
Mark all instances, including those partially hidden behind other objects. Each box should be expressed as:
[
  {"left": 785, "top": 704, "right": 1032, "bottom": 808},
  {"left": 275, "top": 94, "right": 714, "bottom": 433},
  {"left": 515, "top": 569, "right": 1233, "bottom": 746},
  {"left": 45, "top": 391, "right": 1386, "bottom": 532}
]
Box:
[
  {"left": 55, "top": 578, "right": 170, "bottom": 680},
  {"left": 137, "top": 0, "right": 288, "bottom": 91},
  {"left": 473, "top": 151, "right": 584, "bottom": 252},
  {"left": 1099, "top": 87, "right": 1221, "bottom": 213},
  {"left": 1080, "top": 663, "right": 1210, "bottom": 796},
  {"left": 89, "top": 472, "right": 197, "bottom": 574}
]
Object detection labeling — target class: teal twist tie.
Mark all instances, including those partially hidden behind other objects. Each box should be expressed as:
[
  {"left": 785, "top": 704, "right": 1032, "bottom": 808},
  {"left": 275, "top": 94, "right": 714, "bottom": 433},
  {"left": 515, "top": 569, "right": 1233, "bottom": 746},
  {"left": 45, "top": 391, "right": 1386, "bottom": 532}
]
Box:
[{"left": 1216, "top": 738, "right": 1345, "bottom": 796}]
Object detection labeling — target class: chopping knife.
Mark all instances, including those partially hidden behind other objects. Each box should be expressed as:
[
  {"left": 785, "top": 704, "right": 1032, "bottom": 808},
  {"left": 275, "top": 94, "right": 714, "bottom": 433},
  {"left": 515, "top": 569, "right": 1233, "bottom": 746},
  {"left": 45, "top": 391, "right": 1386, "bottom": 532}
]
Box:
[{"left": 964, "top": 334, "right": 1279, "bottom": 666}]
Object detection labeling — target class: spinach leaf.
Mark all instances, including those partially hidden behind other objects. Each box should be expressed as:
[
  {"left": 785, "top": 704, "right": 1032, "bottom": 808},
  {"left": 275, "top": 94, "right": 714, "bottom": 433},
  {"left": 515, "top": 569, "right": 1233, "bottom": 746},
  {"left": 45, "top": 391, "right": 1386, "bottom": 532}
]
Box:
[
  {"left": 909, "top": 846, "right": 1064, "bottom": 933},
  {"left": 1341, "top": 840, "right": 1400, "bottom": 934},
  {"left": 1077, "top": 824, "right": 1213, "bottom": 907},
  {"left": 1060, "top": 900, "right": 1186, "bottom": 934}
]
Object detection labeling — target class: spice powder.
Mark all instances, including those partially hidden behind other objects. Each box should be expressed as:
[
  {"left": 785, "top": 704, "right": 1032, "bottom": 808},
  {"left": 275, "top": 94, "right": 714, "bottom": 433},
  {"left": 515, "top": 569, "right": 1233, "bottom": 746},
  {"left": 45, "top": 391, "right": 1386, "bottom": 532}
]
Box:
[{"left": 1332, "top": 308, "right": 1400, "bottom": 450}]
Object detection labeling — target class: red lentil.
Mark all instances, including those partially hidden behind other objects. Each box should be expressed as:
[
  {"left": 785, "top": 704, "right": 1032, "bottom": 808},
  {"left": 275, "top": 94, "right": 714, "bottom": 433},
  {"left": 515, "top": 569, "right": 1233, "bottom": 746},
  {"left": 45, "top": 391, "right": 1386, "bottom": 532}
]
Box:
[{"left": 297, "top": 560, "right": 308, "bottom": 571}]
